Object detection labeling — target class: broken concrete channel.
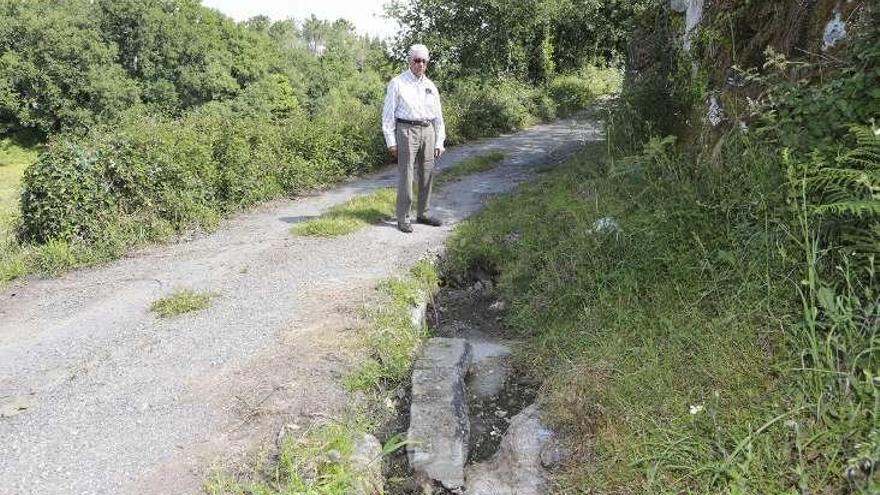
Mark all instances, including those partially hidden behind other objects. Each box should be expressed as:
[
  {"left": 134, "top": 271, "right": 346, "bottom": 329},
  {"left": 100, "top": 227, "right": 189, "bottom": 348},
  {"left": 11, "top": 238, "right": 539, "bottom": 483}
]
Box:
[{"left": 383, "top": 269, "right": 568, "bottom": 494}]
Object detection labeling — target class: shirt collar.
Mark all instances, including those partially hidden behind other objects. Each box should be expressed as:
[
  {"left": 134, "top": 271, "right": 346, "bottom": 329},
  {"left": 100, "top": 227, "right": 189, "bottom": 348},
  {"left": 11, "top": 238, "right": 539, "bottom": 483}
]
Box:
[{"left": 406, "top": 69, "right": 425, "bottom": 82}]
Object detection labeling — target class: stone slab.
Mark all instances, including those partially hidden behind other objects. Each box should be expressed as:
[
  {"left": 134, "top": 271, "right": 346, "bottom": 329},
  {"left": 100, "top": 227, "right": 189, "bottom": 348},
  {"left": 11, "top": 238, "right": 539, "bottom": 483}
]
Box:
[
  {"left": 350, "top": 432, "right": 383, "bottom": 495},
  {"left": 467, "top": 340, "right": 513, "bottom": 400},
  {"left": 407, "top": 338, "right": 472, "bottom": 492}
]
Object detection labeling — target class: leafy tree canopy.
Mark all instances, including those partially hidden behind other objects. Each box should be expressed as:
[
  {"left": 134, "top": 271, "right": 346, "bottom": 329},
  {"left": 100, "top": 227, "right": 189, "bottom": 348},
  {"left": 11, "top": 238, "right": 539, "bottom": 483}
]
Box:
[{"left": 386, "top": 0, "right": 650, "bottom": 83}]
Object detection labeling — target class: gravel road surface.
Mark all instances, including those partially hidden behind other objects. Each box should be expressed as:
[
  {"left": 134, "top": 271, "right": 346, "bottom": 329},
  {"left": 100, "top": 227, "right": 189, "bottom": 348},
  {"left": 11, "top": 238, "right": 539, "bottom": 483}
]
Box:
[{"left": 0, "top": 115, "right": 600, "bottom": 494}]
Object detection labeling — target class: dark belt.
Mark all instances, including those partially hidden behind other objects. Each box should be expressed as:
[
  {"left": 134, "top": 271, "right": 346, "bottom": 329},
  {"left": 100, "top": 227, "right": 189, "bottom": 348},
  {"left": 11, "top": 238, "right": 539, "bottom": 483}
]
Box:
[{"left": 396, "top": 118, "right": 432, "bottom": 127}]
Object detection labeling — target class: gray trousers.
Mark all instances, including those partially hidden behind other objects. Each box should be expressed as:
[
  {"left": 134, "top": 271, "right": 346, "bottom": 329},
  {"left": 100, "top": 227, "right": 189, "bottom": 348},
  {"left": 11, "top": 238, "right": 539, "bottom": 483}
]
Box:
[{"left": 396, "top": 122, "right": 435, "bottom": 225}]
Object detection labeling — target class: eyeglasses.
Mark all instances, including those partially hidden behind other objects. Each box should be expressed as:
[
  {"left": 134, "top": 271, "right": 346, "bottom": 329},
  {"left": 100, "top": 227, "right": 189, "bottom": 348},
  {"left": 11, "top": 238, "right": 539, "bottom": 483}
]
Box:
[{"left": 412, "top": 58, "right": 428, "bottom": 64}]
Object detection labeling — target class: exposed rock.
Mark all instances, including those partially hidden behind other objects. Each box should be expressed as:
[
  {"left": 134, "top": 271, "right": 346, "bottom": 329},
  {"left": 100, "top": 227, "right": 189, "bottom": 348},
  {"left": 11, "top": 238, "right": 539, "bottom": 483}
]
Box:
[
  {"left": 669, "top": 0, "right": 687, "bottom": 13},
  {"left": 410, "top": 299, "right": 428, "bottom": 330},
  {"left": 470, "top": 279, "right": 493, "bottom": 295},
  {"left": 591, "top": 216, "right": 621, "bottom": 235},
  {"left": 326, "top": 449, "right": 343, "bottom": 463},
  {"left": 350, "top": 432, "right": 383, "bottom": 495},
  {"left": 465, "top": 404, "right": 556, "bottom": 495},
  {"left": 539, "top": 442, "right": 571, "bottom": 471},
  {"left": 488, "top": 300, "right": 506, "bottom": 312},
  {"left": 467, "top": 340, "right": 513, "bottom": 400},
  {"left": 408, "top": 338, "right": 473, "bottom": 492},
  {"left": 707, "top": 95, "right": 724, "bottom": 127},
  {"left": 823, "top": 11, "right": 847, "bottom": 51}
]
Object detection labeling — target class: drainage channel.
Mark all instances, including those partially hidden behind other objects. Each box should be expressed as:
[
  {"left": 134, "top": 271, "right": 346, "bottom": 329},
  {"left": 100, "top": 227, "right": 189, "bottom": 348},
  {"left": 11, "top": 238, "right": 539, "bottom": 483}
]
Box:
[{"left": 380, "top": 267, "right": 565, "bottom": 494}]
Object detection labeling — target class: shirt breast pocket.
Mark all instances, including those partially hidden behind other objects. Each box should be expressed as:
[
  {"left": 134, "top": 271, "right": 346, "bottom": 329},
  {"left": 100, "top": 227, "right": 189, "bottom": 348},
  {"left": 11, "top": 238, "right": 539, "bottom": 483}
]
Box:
[{"left": 424, "top": 88, "right": 439, "bottom": 113}]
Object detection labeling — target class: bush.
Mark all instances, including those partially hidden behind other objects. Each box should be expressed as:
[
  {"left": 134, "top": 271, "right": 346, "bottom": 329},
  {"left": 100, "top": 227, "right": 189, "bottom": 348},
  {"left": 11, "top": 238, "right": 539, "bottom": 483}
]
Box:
[
  {"left": 18, "top": 83, "right": 390, "bottom": 245},
  {"left": 445, "top": 78, "right": 541, "bottom": 142},
  {"left": 549, "top": 66, "right": 622, "bottom": 116}
]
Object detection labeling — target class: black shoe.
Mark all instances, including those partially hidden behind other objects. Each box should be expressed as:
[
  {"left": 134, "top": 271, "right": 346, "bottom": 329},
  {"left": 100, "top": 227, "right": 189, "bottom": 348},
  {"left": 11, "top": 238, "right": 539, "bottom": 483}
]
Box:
[
  {"left": 416, "top": 216, "right": 443, "bottom": 227},
  {"left": 398, "top": 223, "right": 413, "bottom": 233}
]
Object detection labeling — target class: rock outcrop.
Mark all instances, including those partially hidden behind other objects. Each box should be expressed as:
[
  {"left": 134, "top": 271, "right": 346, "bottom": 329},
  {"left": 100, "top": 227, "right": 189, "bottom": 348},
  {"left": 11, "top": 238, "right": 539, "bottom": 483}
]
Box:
[{"left": 465, "top": 404, "right": 560, "bottom": 495}]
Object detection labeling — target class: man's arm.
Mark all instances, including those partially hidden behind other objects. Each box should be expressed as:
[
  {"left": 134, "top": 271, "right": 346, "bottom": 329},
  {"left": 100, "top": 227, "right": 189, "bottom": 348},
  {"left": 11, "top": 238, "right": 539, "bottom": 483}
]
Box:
[
  {"left": 433, "top": 83, "right": 446, "bottom": 158},
  {"left": 381, "top": 79, "right": 398, "bottom": 156}
]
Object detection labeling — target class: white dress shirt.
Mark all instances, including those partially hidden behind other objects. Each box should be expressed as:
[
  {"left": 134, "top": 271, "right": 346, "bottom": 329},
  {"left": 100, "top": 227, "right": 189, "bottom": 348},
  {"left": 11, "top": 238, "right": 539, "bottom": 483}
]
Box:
[{"left": 381, "top": 69, "right": 446, "bottom": 150}]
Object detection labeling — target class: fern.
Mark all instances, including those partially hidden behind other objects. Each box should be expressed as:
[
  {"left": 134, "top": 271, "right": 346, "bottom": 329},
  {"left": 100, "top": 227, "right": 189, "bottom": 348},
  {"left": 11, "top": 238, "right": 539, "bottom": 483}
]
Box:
[
  {"left": 788, "top": 125, "right": 880, "bottom": 260},
  {"left": 813, "top": 200, "right": 880, "bottom": 218}
]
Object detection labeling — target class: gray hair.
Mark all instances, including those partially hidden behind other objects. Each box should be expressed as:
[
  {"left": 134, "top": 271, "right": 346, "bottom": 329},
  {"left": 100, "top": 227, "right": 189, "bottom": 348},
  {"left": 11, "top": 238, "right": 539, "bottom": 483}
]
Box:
[{"left": 407, "top": 44, "right": 430, "bottom": 62}]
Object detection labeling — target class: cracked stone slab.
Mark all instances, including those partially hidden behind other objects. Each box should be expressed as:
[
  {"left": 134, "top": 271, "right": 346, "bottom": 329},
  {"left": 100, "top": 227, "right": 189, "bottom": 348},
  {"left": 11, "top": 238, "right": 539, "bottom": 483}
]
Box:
[
  {"left": 408, "top": 337, "right": 472, "bottom": 492},
  {"left": 467, "top": 340, "right": 513, "bottom": 400}
]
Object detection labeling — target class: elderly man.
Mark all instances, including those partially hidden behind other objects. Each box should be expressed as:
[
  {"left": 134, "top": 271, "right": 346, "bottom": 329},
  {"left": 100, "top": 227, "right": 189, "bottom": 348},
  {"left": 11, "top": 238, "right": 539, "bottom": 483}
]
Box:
[{"left": 381, "top": 43, "right": 446, "bottom": 233}]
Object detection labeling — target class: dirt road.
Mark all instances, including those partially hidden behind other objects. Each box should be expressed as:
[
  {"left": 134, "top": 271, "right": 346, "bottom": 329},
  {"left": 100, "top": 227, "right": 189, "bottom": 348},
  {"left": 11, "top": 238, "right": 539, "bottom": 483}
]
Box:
[{"left": 0, "top": 115, "right": 600, "bottom": 494}]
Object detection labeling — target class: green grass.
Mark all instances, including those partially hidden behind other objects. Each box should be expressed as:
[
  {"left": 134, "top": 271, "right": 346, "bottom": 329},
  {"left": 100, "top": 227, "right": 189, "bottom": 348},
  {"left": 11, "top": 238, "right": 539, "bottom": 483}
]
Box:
[
  {"left": 441, "top": 138, "right": 874, "bottom": 493},
  {"left": 290, "top": 152, "right": 506, "bottom": 238},
  {"left": 344, "top": 258, "right": 439, "bottom": 392},
  {"left": 150, "top": 289, "right": 216, "bottom": 317},
  {"left": 0, "top": 135, "right": 41, "bottom": 237},
  {"left": 205, "top": 419, "right": 384, "bottom": 495},
  {"left": 0, "top": 215, "right": 178, "bottom": 285},
  {"left": 292, "top": 188, "right": 396, "bottom": 237},
  {"left": 436, "top": 150, "right": 505, "bottom": 184}
]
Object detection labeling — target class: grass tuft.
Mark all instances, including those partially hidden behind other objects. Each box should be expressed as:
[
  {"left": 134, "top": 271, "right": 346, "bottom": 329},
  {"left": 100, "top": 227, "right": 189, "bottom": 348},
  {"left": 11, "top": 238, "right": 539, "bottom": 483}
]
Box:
[
  {"left": 292, "top": 188, "right": 396, "bottom": 237},
  {"left": 0, "top": 135, "right": 41, "bottom": 239},
  {"left": 345, "top": 258, "right": 440, "bottom": 392},
  {"left": 437, "top": 150, "right": 504, "bottom": 184},
  {"left": 150, "top": 289, "right": 216, "bottom": 318}
]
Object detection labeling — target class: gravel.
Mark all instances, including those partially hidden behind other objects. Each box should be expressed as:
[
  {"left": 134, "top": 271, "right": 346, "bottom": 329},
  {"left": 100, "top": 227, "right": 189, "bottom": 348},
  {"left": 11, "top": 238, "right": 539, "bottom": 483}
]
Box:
[{"left": 0, "top": 115, "right": 600, "bottom": 495}]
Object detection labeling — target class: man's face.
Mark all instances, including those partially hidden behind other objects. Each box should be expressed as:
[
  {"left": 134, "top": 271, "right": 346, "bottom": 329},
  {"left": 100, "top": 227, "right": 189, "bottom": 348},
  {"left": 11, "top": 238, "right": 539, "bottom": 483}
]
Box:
[{"left": 409, "top": 56, "right": 428, "bottom": 77}]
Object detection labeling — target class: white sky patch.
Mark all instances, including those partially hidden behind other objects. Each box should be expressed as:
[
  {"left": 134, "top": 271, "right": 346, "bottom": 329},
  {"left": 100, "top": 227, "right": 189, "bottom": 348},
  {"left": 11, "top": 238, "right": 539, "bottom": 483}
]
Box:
[{"left": 201, "top": 0, "right": 400, "bottom": 39}]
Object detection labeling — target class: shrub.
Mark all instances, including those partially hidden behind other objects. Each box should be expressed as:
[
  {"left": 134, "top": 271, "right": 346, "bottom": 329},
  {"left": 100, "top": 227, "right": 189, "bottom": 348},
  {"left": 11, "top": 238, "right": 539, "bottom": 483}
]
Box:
[
  {"left": 18, "top": 84, "right": 390, "bottom": 245},
  {"left": 549, "top": 67, "right": 623, "bottom": 116},
  {"left": 445, "top": 78, "right": 539, "bottom": 141}
]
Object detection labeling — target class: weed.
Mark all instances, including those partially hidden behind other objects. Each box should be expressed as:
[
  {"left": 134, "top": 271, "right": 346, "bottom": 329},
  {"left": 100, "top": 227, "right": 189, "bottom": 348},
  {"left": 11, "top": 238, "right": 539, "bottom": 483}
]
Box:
[
  {"left": 34, "top": 239, "right": 77, "bottom": 276},
  {"left": 0, "top": 246, "right": 28, "bottom": 281},
  {"left": 346, "top": 258, "right": 440, "bottom": 392},
  {"left": 437, "top": 151, "right": 505, "bottom": 184},
  {"left": 150, "top": 289, "right": 216, "bottom": 318},
  {"left": 292, "top": 188, "right": 396, "bottom": 237}
]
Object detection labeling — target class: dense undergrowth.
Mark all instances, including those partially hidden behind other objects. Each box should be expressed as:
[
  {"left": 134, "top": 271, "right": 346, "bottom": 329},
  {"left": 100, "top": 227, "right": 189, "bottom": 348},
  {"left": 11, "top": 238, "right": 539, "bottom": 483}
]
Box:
[
  {"left": 442, "top": 1, "right": 878, "bottom": 493},
  {"left": 445, "top": 132, "right": 876, "bottom": 492}
]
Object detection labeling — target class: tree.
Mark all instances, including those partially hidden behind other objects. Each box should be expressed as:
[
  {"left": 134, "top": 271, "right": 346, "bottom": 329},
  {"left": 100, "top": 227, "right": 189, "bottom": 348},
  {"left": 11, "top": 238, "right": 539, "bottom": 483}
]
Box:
[
  {"left": 386, "top": 0, "right": 650, "bottom": 82},
  {"left": 0, "top": 0, "right": 139, "bottom": 133}
]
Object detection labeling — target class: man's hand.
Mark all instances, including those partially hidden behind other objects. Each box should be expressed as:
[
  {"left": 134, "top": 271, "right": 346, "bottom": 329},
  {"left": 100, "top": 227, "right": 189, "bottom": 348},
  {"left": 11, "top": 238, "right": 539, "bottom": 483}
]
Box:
[
  {"left": 434, "top": 148, "right": 443, "bottom": 159},
  {"left": 389, "top": 145, "right": 398, "bottom": 160}
]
